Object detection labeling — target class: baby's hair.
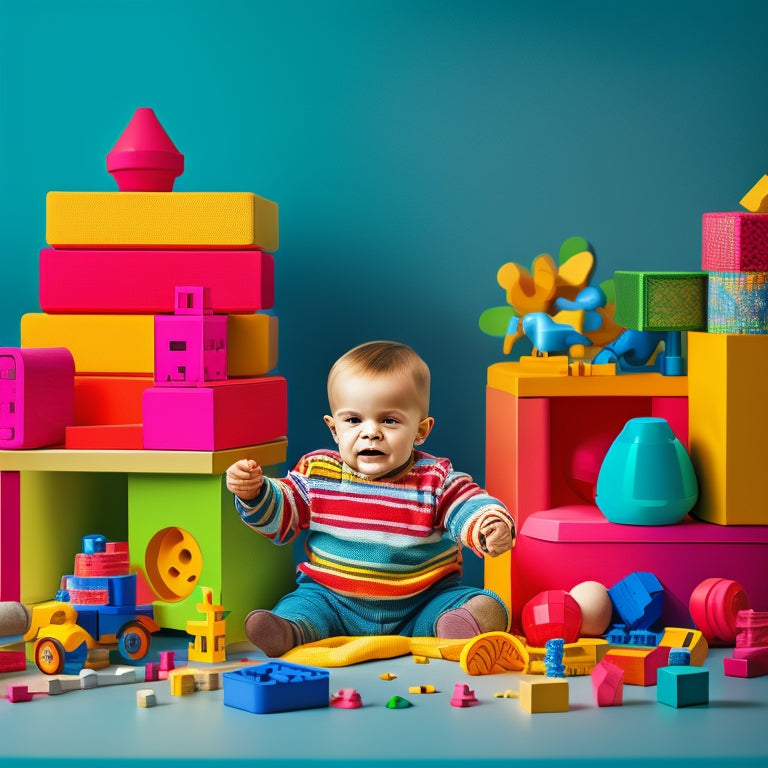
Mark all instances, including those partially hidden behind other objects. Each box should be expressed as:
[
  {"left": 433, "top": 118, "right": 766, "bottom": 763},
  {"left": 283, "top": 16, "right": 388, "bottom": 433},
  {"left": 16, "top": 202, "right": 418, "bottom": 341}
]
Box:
[{"left": 328, "top": 341, "right": 431, "bottom": 414}]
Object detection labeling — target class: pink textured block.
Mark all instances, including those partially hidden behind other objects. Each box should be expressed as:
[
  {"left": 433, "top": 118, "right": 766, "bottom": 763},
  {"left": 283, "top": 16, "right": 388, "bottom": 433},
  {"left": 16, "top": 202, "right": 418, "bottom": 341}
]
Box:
[
  {"left": 591, "top": 658, "right": 624, "bottom": 706},
  {"left": 514, "top": 504, "right": 768, "bottom": 629},
  {"left": 142, "top": 376, "right": 287, "bottom": 450},
  {"left": 0, "top": 347, "right": 74, "bottom": 449},
  {"left": 0, "top": 470, "right": 21, "bottom": 601},
  {"left": 702, "top": 212, "right": 768, "bottom": 272},
  {"left": 154, "top": 314, "right": 227, "bottom": 385},
  {"left": 38, "top": 248, "right": 274, "bottom": 314}
]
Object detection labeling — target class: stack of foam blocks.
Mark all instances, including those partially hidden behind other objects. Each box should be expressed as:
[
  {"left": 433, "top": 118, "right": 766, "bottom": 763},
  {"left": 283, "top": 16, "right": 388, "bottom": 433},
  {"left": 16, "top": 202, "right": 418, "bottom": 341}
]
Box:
[{"left": 4, "top": 108, "right": 296, "bottom": 639}]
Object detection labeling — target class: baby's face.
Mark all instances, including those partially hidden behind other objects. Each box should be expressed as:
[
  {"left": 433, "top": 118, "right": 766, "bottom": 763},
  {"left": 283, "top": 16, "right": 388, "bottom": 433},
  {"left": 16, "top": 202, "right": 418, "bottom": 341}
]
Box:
[{"left": 323, "top": 369, "right": 433, "bottom": 478}]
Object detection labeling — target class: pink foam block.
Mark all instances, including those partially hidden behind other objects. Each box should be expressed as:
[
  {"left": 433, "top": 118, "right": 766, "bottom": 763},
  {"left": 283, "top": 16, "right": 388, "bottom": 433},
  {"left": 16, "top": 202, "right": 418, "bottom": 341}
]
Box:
[
  {"left": 38, "top": 249, "right": 274, "bottom": 314},
  {"left": 702, "top": 212, "right": 768, "bottom": 272},
  {"left": 0, "top": 347, "right": 75, "bottom": 449},
  {"left": 513, "top": 504, "right": 768, "bottom": 630},
  {"left": 142, "top": 376, "right": 287, "bottom": 450},
  {"left": 154, "top": 314, "right": 227, "bottom": 386},
  {"left": 0, "top": 470, "right": 21, "bottom": 601},
  {"left": 591, "top": 659, "right": 624, "bottom": 706}
]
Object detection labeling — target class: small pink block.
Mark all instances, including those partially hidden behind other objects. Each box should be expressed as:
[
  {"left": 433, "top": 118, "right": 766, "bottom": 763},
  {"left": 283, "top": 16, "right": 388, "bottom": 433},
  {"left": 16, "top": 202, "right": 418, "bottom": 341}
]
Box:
[
  {"left": 154, "top": 314, "right": 227, "bottom": 386},
  {"left": 142, "top": 376, "right": 287, "bottom": 451},
  {"left": 450, "top": 683, "right": 479, "bottom": 708},
  {"left": 39, "top": 249, "right": 274, "bottom": 314},
  {"left": 702, "top": 212, "right": 768, "bottom": 271},
  {"left": 7, "top": 685, "right": 35, "bottom": 703},
  {"left": 0, "top": 347, "right": 74, "bottom": 449},
  {"left": 591, "top": 659, "right": 624, "bottom": 706}
]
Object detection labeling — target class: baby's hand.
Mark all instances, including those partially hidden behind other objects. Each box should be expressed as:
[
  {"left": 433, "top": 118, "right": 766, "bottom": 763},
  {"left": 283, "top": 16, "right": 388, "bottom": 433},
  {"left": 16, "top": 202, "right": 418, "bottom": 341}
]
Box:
[
  {"left": 479, "top": 518, "right": 515, "bottom": 557},
  {"left": 225, "top": 459, "right": 264, "bottom": 501}
]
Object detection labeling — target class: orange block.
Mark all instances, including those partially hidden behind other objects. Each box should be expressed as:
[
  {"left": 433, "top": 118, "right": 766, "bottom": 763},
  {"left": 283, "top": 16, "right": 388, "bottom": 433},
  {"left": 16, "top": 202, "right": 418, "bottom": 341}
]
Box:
[
  {"left": 65, "top": 424, "right": 144, "bottom": 450},
  {"left": 74, "top": 376, "right": 154, "bottom": 425}
]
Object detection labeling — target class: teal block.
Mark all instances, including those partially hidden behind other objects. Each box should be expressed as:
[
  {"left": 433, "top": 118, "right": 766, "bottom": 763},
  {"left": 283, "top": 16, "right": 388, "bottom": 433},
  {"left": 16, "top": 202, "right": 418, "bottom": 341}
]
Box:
[
  {"left": 127, "top": 469, "right": 296, "bottom": 643},
  {"left": 614, "top": 271, "right": 708, "bottom": 331},
  {"left": 657, "top": 665, "right": 709, "bottom": 708}
]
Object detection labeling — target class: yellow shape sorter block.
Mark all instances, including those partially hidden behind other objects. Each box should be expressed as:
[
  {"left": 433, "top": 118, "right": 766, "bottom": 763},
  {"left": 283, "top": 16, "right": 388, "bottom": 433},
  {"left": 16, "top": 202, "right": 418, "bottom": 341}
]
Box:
[
  {"left": 688, "top": 331, "right": 768, "bottom": 525},
  {"left": 518, "top": 678, "right": 569, "bottom": 714},
  {"left": 46, "top": 192, "right": 279, "bottom": 253},
  {"left": 21, "top": 312, "right": 277, "bottom": 376}
]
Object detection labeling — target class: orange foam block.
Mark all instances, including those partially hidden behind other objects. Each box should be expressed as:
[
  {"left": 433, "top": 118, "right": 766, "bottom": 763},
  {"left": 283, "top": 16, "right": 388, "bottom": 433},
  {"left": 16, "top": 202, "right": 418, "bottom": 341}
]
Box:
[
  {"left": 65, "top": 424, "right": 144, "bottom": 450},
  {"left": 39, "top": 248, "right": 274, "bottom": 314},
  {"left": 142, "top": 376, "right": 287, "bottom": 451}
]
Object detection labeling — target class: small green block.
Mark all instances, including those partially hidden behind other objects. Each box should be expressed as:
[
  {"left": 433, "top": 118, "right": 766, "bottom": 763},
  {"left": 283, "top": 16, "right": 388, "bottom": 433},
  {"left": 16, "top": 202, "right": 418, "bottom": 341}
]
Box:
[
  {"left": 657, "top": 666, "right": 709, "bottom": 708},
  {"left": 613, "top": 271, "right": 708, "bottom": 331}
]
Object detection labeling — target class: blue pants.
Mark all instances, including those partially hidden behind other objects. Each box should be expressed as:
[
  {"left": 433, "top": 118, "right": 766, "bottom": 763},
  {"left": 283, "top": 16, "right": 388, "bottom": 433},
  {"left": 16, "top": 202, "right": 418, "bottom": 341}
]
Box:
[{"left": 271, "top": 573, "right": 508, "bottom": 643}]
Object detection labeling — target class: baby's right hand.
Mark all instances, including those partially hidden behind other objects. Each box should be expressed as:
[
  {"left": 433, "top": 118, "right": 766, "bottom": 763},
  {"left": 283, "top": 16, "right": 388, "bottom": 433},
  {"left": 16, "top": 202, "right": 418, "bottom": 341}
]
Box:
[{"left": 225, "top": 459, "right": 264, "bottom": 501}]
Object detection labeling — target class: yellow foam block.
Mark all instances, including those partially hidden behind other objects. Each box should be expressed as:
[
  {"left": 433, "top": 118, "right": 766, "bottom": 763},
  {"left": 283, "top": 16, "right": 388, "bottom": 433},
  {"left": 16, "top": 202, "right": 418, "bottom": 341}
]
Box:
[
  {"left": 740, "top": 174, "right": 768, "bottom": 213},
  {"left": 46, "top": 192, "right": 279, "bottom": 252},
  {"left": 687, "top": 332, "right": 768, "bottom": 525},
  {"left": 518, "top": 678, "right": 569, "bottom": 714},
  {"left": 21, "top": 312, "right": 277, "bottom": 377}
]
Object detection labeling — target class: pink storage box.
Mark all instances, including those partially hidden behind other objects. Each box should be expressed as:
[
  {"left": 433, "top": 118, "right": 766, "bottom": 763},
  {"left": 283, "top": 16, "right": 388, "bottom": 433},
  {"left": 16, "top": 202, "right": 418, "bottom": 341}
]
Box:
[
  {"left": 512, "top": 504, "right": 768, "bottom": 633},
  {"left": 0, "top": 346, "right": 74, "bottom": 449},
  {"left": 142, "top": 376, "right": 287, "bottom": 451}
]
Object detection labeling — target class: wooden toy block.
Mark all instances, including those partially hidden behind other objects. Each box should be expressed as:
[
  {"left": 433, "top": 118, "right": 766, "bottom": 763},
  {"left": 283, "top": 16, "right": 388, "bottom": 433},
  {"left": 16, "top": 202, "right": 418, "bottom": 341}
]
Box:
[
  {"left": 517, "top": 677, "right": 569, "bottom": 713},
  {"left": 604, "top": 644, "right": 669, "bottom": 686},
  {"left": 707, "top": 271, "right": 768, "bottom": 333},
  {"left": 65, "top": 424, "right": 144, "bottom": 450},
  {"left": 128, "top": 471, "right": 295, "bottom": 641},
  {"left": 154, "top": 314, "right": 227, "bottom": 385},
  {"left": 740, "top": 175, "right": 768, "bottom": 213},
  {"left": 22, "top": 313, "right": 277, "bottom": 378},
  {"left": 687, "top": 331, "right": 768, "bottom": 525},
  {"left": 613, "top": 271, "right": 708, "bottom": 331},
  {"left": 0, "top": 470, "right": 20, "bottom": 600},
  {"left": 0, "top": 347, "right": 75, "bottom": 449},
  {"left": 657, "top": 665, "right": 709, "bottom": 708},
  {"left": 74, "top": 375, "right": 153, "bottom": 425},
  {"left": 142, "top": 376, "right": 287, "bottom": 451},
  {"left": 702, "top": 211, "right": 768, "bottom": 271},
  {"left": 46, "top": 191, "right": 279, "bottom": 252},
  {"left": 169, "top": 670, "right": 197, "bottom": 696},
  {"left": 136, "top": 688, "right": 157, "bottom": 707},
  {"left": 226, "top": 313, "right": 278, "bottom": 377},
  {"left": 38, "top": 248, "right": 274, "bottom": 314}
]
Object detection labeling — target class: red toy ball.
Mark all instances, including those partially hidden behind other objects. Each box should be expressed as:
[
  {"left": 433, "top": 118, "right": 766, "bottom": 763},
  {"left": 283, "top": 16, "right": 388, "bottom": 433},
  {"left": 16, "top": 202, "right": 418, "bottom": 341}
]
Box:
[{"left": 521, "top": 589, "right": 582, "bottom": 647}]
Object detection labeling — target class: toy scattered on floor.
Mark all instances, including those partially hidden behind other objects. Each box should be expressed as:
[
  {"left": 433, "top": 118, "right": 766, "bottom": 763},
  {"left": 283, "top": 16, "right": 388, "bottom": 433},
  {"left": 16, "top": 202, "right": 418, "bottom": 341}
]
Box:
[
  {"left": 330, "top": 688, "right": 363, "bottom": 708},
  {"left": 6, "top": 685, "right": 41, "bottom": 703},
  {"left": 591, "top": 658, "right": 624, "bottom": 707},
  {"left": 408, "top": 684, "right": 437, "bottom": 694},
  {"left": 657, "top": 665, "right": 709, "bottom": 708},
  {"left": 186, "top": 585, "right": 229, "bottom": 664},
  {"left": 450, "top": 683, "right": 479, "bottom": 707},
  {"left": 386, "top": 695, "right": 412, "bottom": 709},
  {"left": 137, "top": 688, "right": 157, "bottom": 708},
  {"left": 0, "top": 534, "right": 158, "bottom": 675},
  {"left": 495, "top": 678, "right": 570, "bottom": 714},
  {"left": 222, "top": 661, "right": 330, "bottom": 714},
  {"left": 379, "top": 672, "right": 397, "bottom": 680},
  {"left": 595, "top": 416, "right": 698, "bottom": 526},
  {"left": 724, "top": 609, "right": 768, "bottom": 678},
  {"left": 48, "top": 665, "right": 137, "bottom": 695},
  {"left": 169, "top": 668, "right": 221, "bottom": 696}
]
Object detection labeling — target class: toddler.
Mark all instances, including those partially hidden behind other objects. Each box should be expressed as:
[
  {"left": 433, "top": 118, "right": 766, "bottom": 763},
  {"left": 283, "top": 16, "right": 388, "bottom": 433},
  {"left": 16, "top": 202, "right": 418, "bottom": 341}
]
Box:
[{"left": 225, "top": 340, "right": 515, "bottom": 656}]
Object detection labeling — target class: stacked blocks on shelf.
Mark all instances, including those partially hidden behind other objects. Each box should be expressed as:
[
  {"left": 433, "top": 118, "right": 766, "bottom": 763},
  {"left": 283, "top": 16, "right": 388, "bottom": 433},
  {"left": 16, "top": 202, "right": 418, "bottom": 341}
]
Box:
[{"left": 0, "top": 108, "right": 295, "bottom": 639}]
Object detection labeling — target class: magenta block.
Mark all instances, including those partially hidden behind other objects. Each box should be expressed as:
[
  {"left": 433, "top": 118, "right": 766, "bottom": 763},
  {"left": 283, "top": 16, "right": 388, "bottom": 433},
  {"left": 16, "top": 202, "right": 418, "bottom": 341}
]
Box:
[
  {"left": 38, "top": 249, "right": 274, "bottom": 314},
  {"left": 513, "top": 504, "right": 768, "bottom": 629},
  {"left": 0, "top": 347, "right": 74, "bottom": 449},
  {"left": 154, "top": 314, "right": 227, "bottom": 386},
  {"left": 702, "top": 212, "right": 768, "bottom": 272},
  {"left": 142, "top": 376, "right": 287, "bottom": 450},
  {"left": 0, "top": 470, "right": 21, "bottom": 601},
  {"left": 174, "top": 286, "right": 212, "bottom": 315}
]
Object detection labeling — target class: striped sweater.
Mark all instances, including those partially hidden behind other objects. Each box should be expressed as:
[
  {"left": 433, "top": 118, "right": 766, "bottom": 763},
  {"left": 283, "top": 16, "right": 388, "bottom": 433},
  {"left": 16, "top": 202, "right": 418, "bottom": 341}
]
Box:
[{"left": 235, "top": 449, "right": 514, "bottom": 600}]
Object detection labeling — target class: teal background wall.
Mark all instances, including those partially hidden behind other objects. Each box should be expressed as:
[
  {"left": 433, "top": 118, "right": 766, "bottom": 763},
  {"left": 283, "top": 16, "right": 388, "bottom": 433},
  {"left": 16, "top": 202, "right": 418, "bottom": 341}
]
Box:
[{"left": 2, "top": 1, "right": 767, "bottom": 582}]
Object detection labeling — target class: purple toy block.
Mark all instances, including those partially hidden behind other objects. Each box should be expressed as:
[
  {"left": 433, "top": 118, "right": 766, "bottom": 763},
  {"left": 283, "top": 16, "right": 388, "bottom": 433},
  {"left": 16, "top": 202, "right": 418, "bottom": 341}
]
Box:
[
  {"left": 702, "top": 212, "right": 768, "bottom": 272},
  {"left": 0, "top": 347, "right": 75, "bottom": 449},
  {"left": 142, "top": 376, "right": 287, "bottom": 451},
  {"left": 154, "top": 314, "right": 227, "bottom": 386}
]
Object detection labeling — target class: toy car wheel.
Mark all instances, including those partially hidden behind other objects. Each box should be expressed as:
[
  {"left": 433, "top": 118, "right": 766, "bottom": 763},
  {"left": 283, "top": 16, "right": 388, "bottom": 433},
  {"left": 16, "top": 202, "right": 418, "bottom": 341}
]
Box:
[
  {"left": 118, "top": 622, "right": 152, "bottom": 661},
  {"left": 35, "top": 637, "right": 66, "bottom": 675}
]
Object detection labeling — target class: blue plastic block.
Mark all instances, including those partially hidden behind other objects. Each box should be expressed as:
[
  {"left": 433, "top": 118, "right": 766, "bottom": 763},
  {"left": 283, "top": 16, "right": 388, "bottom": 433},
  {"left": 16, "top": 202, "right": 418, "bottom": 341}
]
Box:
[
  {"left": 657, "top": 666, "right": 709, "bottom": 708},
  {"left": 608, "top": 572, "right": 663, "bottom": 630},
  {"left": 223, "top": 662, "right": 330, "bottom": 714}
]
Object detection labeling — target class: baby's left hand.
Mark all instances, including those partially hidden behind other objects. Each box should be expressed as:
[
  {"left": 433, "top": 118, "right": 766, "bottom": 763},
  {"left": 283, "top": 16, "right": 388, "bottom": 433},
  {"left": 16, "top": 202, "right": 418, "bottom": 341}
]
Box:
[{"left": 479, "top": 518, "right": 515, "bottom": 557}]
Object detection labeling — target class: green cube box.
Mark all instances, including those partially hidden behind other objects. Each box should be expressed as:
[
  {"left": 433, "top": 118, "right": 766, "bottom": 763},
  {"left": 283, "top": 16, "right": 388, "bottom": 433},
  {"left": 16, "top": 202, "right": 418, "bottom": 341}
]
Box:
[
  {"left": 657, "top": 665, "right": 709, "bottom": 708},
  {"left": 613, "top": 271, "right": 708, "bottom": 331}
]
